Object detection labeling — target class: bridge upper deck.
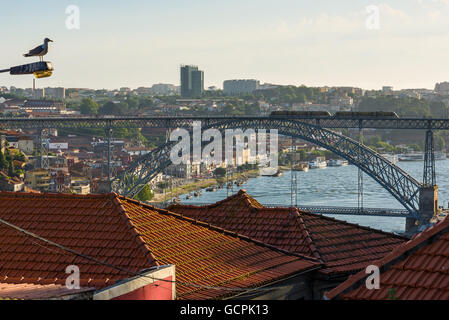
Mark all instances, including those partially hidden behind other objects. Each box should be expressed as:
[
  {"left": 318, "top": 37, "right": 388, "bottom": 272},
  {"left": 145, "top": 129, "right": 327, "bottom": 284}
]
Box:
[{"left": 0, "top": 115, "right": 448, "bottom": 130}]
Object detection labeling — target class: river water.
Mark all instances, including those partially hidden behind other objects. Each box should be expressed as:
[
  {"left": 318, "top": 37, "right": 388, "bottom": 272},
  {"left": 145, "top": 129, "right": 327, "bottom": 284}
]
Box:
[{"left": 179, "top": 159, "right": 449, "bottom": 234}]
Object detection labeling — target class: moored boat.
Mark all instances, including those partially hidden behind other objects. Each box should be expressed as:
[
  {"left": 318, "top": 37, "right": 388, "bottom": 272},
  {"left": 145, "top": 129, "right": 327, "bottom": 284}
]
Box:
[
  {"left": 398, "top": 153, "right": 424, "bottom": 161},
  {"left": 309, "top": 157, "right": 327, "bottom": 169},
  {"left": 328, "top": 159, "right": 349, "bottom": 167},
  {"left": 293, "top": 163, "right": 309, "bottom": 172}
]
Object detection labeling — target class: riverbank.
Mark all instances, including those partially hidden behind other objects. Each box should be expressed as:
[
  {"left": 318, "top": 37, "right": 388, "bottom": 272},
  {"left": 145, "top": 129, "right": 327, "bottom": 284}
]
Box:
[{"left": 150, "top": 169, "right": 260, "bottom": 203}]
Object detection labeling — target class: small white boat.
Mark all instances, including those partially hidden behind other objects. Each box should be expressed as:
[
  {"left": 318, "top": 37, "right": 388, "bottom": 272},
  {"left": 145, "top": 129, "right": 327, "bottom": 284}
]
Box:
[
  {"left": 328, "top": 159, "right": 348, "bottom": 167},
  {"left": 309, "top": 157, "right": 327, "bottom": 169},
  {"left": 260, "top": 167, "right": 278, "bottom": 176},
  {"left": 399, "top": 151, "right": 446, "bottom": 161},
  {"left": 398, "top": 153, "right": 424, "bottom": 162}
]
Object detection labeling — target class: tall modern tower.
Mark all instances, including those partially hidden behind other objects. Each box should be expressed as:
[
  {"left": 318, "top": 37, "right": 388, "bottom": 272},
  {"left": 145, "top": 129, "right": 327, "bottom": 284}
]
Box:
[{"left": 180, "top": 65, "right": 204, "bottom": 98}]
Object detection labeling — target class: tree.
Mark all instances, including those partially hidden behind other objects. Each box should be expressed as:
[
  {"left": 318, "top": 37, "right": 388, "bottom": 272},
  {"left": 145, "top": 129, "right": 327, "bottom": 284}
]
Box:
[
  {"left": 297, "top": 149, "right": 307, "bottom": 161},
  {"left": 136, "top": 185, "right": 154, "bottom": 202},
  {"left": 79, "top": 98, "right": 98, "bottom": 115},
  {"left": 126, "top": 96, "right": 139, "bottom": 110},
  {"left": 139, "top": 97, "right": 154, "bottom": 109},
  {"left": 99, "top": 101, "right": 123, "bottom": 116},
  {"left": 0, "top": 151, "right": 8, "bottom": 170},
  {"left": 157, "top": 181, "right": 169, "bottom": 190}
]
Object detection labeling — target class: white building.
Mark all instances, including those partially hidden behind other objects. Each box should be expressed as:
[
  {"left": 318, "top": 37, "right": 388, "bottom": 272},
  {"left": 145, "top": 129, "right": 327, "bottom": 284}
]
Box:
[
  {"left": 382, "top": 86, "right": 394, "bottom": 93},
  {"left": 150, "top": 84, "right": 179, "bottom": 96},
  {"left": 435, "top": 82, "right": 449, "bottom": 96},
  {"left": 223, "top": 79, "right": 260, "bottom": 95}
]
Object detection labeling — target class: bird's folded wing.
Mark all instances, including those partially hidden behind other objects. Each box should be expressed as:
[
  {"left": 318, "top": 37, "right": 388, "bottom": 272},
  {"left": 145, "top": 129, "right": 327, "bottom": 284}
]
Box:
[{"left": 27, "top": 45, "right": 44, "bottom": 55}]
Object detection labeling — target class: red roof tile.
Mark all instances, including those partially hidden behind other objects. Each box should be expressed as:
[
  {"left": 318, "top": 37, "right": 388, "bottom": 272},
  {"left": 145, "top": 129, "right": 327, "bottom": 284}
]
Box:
[
  {"left": 0, "top": 191, "right": 320, "bottom": 300},
  {"left": 168, "top": 190, "right": 406, "bottom": 274},
  {"left": 0, "top": 282, "right": 94, "bottom": 300},
  {"left": 325, "top": 216, "right": 449, "bottom": 300}
]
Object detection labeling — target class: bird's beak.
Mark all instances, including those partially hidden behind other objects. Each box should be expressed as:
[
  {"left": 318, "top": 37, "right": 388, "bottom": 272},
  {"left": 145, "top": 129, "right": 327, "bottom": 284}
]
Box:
[{"left": 49, "top": 39, "right": 53, "bottom": 42}]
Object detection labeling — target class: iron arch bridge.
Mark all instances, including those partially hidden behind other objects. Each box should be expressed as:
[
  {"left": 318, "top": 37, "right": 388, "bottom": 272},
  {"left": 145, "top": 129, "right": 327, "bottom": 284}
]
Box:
[{"left": 111, "top": 118, "right": 422, "bottom": 218}]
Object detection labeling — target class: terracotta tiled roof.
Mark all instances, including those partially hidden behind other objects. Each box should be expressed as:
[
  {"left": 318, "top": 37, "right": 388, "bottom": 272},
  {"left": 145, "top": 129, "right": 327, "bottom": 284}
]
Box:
[
  {"left": 168, "top": 190, "right": 407, "bottom": 275},
  {"left": 0, "top": 192, "right": 156, "bottom": 289},
  {"left": 0, "top": 192, "right": 320, "bottom": 300},
  {"left": 0, "top": 282, "right": 94, "bottom": 300},
  {"left": 325, "top": 216, "right": 449, "bottom": 300}
]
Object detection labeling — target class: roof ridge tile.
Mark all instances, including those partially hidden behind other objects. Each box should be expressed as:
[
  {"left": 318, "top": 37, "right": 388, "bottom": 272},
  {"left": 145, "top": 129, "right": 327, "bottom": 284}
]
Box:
[
  {"left": 293, "top": 209, "right": 323, "bottom": 261},
  {"left": 111, "top": 196, "right": 160, "bottom": 267}
]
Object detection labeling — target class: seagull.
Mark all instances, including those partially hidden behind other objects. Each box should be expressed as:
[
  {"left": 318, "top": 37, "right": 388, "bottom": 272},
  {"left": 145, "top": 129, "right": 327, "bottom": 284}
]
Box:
[{"left": 23, "top": 38, "right": 53, "bottom": 61}]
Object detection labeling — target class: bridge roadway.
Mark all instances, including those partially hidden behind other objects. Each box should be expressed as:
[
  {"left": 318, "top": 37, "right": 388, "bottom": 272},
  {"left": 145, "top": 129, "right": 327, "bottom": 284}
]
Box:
[
  {"left": 152, "top": 202, "right": 411, "bottom": 217},
  {"left": 1, "top": 115, "right": 449, "bottom": 130}
]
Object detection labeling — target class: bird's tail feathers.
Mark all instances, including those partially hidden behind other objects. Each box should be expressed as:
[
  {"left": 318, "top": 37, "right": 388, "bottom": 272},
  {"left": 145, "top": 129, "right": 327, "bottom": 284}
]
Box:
[{"left": 23, "top": 53, "right": 31, "bottom": 57}]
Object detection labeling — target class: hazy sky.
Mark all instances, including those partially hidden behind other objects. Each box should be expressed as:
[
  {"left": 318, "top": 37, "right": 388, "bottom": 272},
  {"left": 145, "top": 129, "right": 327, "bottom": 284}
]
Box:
[{"left": 1, "top": 0, "right": 448, "bottom": 90}]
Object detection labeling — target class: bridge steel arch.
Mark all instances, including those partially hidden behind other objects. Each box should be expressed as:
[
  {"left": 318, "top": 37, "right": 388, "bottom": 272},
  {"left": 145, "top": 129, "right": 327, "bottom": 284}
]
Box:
[{"left": 112, "top": 119, "right": 423, "bottom": 218}]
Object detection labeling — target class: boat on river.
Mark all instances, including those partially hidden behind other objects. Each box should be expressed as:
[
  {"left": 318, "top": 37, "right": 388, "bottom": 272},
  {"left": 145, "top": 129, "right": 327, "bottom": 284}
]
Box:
[
  {"left": 309, "top": 157, "right": 327, "bottom": 169},
  {"left": 293, "top": 163, "right": 309, "bottom": 172},
  {"left": 328, "top": 159, "right": 349, "bottom": 167}
]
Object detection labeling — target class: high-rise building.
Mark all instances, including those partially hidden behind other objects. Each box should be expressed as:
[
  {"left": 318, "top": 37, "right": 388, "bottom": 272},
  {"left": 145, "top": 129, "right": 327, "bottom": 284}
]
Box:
[
  {"left": 33, "top": 88, "right": 45, "bottom": 99},
  {"left": 43, "top": 87, "right": 65, "bottom": 100},
  {"left": 435, "top": 82, "right": 449, "bottom": 95},
  {"left": 223, "top": 79, "right": 260, "bottom": 95},
  {"left": 54, "top": 87, "right": 66, "bottom": 99},
  {"left": 191, "top": 70, "right": 204, "bottom": 97},
  {"left": 180, "top": 65, "right": 204, "bottom": 98}
]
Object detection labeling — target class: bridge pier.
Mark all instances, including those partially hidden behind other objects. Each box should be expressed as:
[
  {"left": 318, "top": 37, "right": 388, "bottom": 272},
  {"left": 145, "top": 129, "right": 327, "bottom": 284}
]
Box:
[
  {"left": 406, "top": 185, "right": 438, "bottom": 235},
  {"left": 39, "top": 128, "right": 49, "bottom": 169},
  {"left": 423, "top": 130, "right": 436, "bottom": 186},
  {"left": 406, "top": 129, "right": 438, "bottom": 236}
]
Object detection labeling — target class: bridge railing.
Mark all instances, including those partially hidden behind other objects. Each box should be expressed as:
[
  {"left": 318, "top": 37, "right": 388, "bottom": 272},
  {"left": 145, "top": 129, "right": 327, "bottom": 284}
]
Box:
[{"left": 148, "top": 201, "right": 410, "bottom": 217}]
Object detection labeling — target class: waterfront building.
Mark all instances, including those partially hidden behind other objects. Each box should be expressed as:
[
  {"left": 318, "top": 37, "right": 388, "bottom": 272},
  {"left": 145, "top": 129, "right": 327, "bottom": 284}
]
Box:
[{"left": 24, "top": 169, "right": 51, "bottom": 192}]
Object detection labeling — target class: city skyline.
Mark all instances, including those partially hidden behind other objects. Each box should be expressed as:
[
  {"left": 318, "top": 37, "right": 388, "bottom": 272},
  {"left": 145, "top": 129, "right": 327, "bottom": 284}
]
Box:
[{"left": 1, "top": 1, "right": 449, "bottom": 90}]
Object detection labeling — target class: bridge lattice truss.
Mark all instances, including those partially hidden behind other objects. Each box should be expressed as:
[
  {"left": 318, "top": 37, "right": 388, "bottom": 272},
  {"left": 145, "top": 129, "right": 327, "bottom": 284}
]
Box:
[{"left": 111, "top": 119, "right": 423, "bottom": 218}]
